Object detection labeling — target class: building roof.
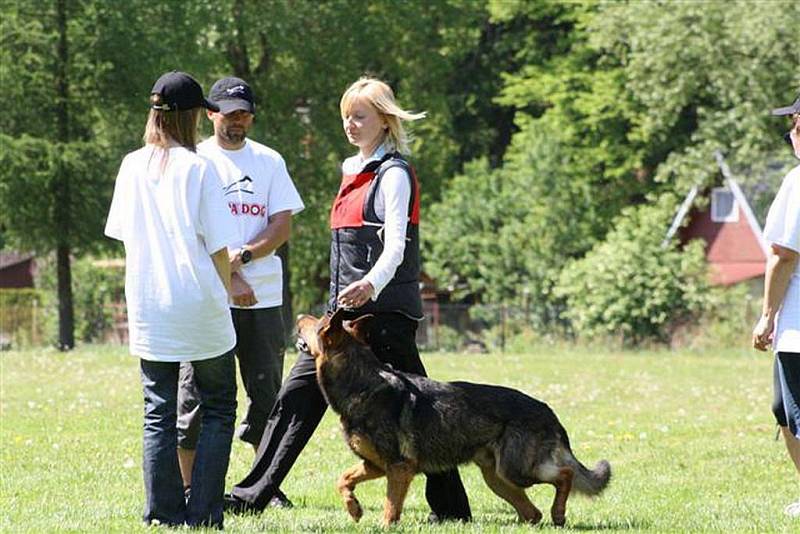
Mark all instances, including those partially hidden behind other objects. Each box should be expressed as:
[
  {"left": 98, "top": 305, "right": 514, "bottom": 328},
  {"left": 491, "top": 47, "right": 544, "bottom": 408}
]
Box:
[
  {"left": 665, "top": 151, "right": 768, "bottom": 286},
  {"left": 0, "top": 251, "right": 34, "bottom": 270}
]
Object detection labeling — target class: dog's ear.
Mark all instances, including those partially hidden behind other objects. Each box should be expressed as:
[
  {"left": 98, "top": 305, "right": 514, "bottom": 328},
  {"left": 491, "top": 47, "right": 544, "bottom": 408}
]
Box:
[
  {"left": 342, "top": 314, "right": 374, "bottom": 345},
  {"left": 323, "top": 307, "right": 346, "bottom": 332},
  {"left": 319, "top": 307, "right": 348, "bottom": 348}
]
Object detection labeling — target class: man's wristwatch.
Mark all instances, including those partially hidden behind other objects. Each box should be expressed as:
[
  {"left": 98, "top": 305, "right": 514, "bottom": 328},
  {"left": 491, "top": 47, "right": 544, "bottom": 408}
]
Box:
[{"left": 240, "top": 247, "right": 253, "bottom": 265}]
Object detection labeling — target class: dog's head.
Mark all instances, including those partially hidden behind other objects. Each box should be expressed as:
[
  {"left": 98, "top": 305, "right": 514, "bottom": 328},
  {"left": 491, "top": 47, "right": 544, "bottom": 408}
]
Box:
[{"left": 296, "top": 309, "right": 373, "bottom": 361}]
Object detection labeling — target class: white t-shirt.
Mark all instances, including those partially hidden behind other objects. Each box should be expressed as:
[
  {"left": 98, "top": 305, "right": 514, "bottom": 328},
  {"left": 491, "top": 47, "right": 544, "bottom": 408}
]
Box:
[
  {"left": 764, "top": 164, "right": 800, "bottom": 353},
  {"left": 198, "top": 138, "right": 304, "bottom": 308},
  {"left": 341, "top": 144, "right": 411, "bottom": 299},
  {"left": 104, "top": 145, "right": 237, "bottom": 362}
]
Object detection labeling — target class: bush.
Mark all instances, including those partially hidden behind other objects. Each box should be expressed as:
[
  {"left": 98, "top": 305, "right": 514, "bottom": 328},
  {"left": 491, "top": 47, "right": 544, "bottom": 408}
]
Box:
[
  {"left": 554, "top": 198, "right": 712, "bottom": 346},
  {"left": 670, "top": 283, "right": 760, "bottom": 350},
  {"left": 37, "top": 255, "right": 125, "bottom": 344},
  {"left": 432, "top": 324, "right": 464, "bottom": 352},
  {"left": 0, "top": 288, "right": 44, "bottom": 347}
]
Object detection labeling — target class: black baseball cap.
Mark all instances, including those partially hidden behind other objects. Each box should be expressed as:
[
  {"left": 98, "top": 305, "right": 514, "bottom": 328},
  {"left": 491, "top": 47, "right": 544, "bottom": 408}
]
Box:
[
  {"left": 150, "top": 71, "right": 219, "bottom": 112},
  {"left": 771, "top": 93, "right": 800, "bottom": 116},
  {"left": 209, "top": 77, "right": 256, "bottom": 114}
]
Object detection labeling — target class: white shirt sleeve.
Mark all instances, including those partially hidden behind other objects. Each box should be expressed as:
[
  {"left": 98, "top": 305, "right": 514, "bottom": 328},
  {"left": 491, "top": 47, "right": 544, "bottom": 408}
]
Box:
[
  {"left": 363, "top": 166, "right": 411, "bottom": 299},
  {"left": 764, "top": 168, "right": 800, "bottom": 254},
  {"left": 267, "top": 156, "right": 305, "bottom": 216},
  {"left": 104, "top": 157, "right": 128, "bottom": 242},
  {"left": 197, "top": 162, "right": 238, "bottom": 254}
]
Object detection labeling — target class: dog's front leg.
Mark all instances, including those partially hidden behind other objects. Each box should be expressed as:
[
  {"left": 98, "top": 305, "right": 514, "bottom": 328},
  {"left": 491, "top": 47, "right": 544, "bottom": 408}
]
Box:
[
  {"left": 382, "top": 461, "right": 416, "bottom": 526},
  {"left": 337, "top": 460, "right": 385, "bottom": 522}
]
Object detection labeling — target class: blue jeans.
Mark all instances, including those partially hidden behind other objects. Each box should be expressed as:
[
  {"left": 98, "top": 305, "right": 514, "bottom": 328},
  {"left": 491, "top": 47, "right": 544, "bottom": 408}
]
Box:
[{"left": 140, "top": 350, "right": 236, "bottom": 528}]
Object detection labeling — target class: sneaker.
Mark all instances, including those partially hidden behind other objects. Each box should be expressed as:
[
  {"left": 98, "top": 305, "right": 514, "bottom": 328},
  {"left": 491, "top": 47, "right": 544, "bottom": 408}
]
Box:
[
  {"left": 268, "top": 489, "right": 294, "bottom": 509},
  {"left": 785, "top": 500, "right": 800, "bottom": 517},
  {"left": 223, "top": 493, "right": 260, "bottom": 515}
]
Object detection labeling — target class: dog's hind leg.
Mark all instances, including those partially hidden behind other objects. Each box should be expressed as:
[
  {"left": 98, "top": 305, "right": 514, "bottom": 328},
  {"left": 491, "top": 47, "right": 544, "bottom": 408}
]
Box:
[
  {"left": 477, "top": 463, "right": 543, "bottom": 524},
  {"left": 549, "top": 466, "right": 574, "bottom": 527},
  {"left": 337, "top": 460, "right": 385, "bottom": 522},
  {"left": 382, "top": 460, "right": 416, "bottom": 526}
]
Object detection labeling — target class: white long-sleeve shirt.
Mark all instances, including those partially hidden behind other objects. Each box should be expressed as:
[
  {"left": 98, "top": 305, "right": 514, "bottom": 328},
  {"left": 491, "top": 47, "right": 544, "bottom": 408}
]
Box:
[{"left": 340, "top": 144, "right": 412, "bottom": 300}]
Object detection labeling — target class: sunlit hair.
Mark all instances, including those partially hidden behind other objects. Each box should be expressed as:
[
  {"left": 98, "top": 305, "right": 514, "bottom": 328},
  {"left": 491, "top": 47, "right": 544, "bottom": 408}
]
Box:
[
  {"left": 143, "top": 94, "right": 203, "bottom": 172},
  {"left": 340, "top": 77, "right": 426, "bottom": 154},
  {"left": 143, "top": 94, "right": 202, "bottom": 150}
]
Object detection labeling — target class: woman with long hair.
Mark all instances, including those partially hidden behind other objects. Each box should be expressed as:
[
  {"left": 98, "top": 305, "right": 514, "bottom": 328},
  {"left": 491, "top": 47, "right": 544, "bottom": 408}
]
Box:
[{"left": 105, "top": 71, "right": 238, "bottom": 528}]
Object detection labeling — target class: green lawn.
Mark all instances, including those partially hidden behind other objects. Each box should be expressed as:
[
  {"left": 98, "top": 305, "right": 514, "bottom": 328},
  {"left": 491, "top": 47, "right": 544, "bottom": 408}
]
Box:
[{"left": 1, "top": 344, "right": 798, "bottom": 533}]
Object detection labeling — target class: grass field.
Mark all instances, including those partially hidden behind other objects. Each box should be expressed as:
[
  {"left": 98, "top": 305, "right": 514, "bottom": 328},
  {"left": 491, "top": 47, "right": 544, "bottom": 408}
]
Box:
[{"left": 1, "top": 343, "right": 798, "bottom": 533}]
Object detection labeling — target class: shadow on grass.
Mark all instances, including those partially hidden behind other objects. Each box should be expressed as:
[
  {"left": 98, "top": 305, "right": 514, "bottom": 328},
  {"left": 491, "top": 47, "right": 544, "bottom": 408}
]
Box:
[
  {"left": 229, "top": 503, "right": 649, "bottom": 531},
  {"left": 566, "top": 519, "right": 651, "bottom": 531},
  {"left": 473, "top": 513, "right": 649, "bottom": 531}
]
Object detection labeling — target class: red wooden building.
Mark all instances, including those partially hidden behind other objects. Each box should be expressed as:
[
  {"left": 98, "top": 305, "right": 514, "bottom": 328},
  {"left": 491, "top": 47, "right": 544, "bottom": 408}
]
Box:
[
  {"left": 665, "top": 178, "right": 767, "bottom": 286},
  {"left": 0, "top": 252, "right": 36, "bottom": 289}
]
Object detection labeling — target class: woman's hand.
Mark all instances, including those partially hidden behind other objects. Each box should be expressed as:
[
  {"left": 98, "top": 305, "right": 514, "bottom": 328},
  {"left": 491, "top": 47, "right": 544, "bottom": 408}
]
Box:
[
  {"left": 337, "top": 279, "right": 375, "bottom": 309},
  {"left": 752, "top": 314, "right": 775, "bottom": 352}
]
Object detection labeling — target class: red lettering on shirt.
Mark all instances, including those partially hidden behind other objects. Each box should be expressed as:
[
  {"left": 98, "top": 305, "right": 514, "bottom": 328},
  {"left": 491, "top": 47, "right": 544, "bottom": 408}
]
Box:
[{"left": 228, "top": 202, "right": 266, "bottom": 217}]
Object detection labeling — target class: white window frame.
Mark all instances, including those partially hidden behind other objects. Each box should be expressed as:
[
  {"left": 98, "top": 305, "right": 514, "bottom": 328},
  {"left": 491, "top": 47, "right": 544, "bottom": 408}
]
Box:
[{"left": 711, "top": 187, "right": 739, "bottom": 223}]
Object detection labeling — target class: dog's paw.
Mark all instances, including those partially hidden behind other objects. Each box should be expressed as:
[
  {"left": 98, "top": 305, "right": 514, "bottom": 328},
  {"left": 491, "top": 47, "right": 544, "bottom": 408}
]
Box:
[
  {"left": 345, "top": 498, "right": 363, "bottom": 522},
  {"left": 521, "top": 509, "right": 543, "bottom": 525}
]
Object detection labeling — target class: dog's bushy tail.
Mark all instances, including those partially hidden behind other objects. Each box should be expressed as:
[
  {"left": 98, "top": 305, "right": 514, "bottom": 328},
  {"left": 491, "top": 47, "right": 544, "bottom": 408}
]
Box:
[
  {"left": 555, "top": 424, "right": 611, "bottom": 495},
  {"left": 564, "top": 453, "right": 611, "bottom": 496}
]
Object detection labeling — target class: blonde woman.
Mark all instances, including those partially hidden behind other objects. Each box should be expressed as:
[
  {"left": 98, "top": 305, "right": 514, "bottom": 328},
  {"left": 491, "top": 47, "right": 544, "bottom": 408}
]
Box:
[
  {"left": 224, "top": 77, "right": 472, "bottom": 522},
  {"left": 105, "top": 71, "right": 238, "bottom": 528}
]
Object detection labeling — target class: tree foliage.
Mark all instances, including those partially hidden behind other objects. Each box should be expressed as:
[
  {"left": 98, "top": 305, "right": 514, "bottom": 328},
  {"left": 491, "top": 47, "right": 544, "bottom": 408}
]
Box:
[
  {"left": 3, "top": 0, "right": 799, "bottom": 346},
  {"left": 554, "top": 200, "right": 710, "bottom": 345},
  {"left": 423, "top": 0, "right": 800, "bottom": 343}
]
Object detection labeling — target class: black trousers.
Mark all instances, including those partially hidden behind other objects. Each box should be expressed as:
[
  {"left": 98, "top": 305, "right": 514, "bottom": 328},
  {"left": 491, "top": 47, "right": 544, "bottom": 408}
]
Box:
[{"left": 230, "top": 312, "right": 472, "bottom": 519}]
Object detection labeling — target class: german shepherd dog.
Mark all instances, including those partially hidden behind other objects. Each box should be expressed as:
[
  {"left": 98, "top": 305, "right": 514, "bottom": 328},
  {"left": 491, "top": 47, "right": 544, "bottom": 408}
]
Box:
[{"left": 296, "top": 310, "right": 611, "bottom": 527}]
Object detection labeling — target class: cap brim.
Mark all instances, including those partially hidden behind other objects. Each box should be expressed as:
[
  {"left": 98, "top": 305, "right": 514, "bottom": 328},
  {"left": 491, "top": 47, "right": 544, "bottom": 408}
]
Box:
[
  {"left": 771, "top": 104, "right": 799, "bottom": 116},
  {"left": 216, "top": 99, "right": 255, "bottom": 115},
  {"left": 203, "top": 98, "right": 220, "bottom": 112}
]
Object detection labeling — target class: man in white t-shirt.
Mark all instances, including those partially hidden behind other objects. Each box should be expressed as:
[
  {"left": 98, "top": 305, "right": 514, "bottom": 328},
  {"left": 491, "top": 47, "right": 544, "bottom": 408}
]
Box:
[
  {"left": 753, "top": 92, "right": 800, "bottom": 518},
  {"left": 176, "top": 77, "right": 304, "bottom": 506}
]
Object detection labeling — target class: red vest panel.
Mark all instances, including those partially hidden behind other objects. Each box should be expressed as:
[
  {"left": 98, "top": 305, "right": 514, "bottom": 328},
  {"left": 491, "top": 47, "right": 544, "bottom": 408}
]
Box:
[{"left": 329, "top": 166, "right": 420, "bottom": 229}]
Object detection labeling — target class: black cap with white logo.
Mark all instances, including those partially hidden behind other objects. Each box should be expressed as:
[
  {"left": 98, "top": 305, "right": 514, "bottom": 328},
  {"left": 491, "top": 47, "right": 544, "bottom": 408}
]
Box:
[
  {"left": 771, "top": 93, "right": 800, "bottom": 116},
  {"left": 209, "top": 77, "right": 256, "bottom": 115},
  {"left": 150, "top": 71, "right": 219, "bottom": 112}
]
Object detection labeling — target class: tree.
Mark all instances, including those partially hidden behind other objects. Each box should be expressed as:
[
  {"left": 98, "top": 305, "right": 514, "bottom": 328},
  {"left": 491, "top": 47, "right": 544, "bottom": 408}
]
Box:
[
  {"left": 1, "top": 1, "right": 110, "bottom": 349},
  {"left": 425, "top": 0, "right": 800, "bottom": 341},
  {"left": 0, "top": 0, "right": 216, "bottom": 348},
  {"left": 189, "top": 0, "right": 490, "bottom": 311}
]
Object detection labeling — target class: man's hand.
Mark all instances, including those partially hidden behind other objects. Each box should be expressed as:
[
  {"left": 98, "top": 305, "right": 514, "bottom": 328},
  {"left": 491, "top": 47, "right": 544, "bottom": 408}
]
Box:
[
  {"left": 337, "top": 279, "right": 375, "bottom": 309},
  {"left": 229, "top": 248, "right": 243, "bottom": 273},
  {"left": 231, "top": 272, "right": 257, "bottom": 307},
  {"left": 752, "top": 314, "right": 775, "bottom": 352}
]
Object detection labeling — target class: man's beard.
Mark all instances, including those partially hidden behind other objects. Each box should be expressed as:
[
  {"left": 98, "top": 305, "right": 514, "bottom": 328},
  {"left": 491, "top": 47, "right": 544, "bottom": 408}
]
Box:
[{"left": 222, "top": 127, "right": 246, "bottom": 144}]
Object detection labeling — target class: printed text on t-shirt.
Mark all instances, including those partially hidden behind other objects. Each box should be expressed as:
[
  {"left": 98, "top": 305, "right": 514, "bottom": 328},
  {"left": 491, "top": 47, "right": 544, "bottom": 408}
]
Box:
[{"left": 229, "top": 202, "right": 267, "bottom": 217}]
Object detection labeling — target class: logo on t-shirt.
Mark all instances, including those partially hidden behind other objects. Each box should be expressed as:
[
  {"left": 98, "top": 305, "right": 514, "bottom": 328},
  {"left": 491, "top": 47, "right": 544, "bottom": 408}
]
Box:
[
  {"left": 224, "top": 176, "right": 254, "bottom": 195},
  {"left": 224, "top": 175, "right": 264, "bottom": 217}
]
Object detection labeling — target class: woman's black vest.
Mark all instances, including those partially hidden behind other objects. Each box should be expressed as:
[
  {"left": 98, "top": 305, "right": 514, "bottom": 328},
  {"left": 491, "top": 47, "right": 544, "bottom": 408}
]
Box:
[{"left": 328, "top": 152, "right": 422, "bottom": 319}]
